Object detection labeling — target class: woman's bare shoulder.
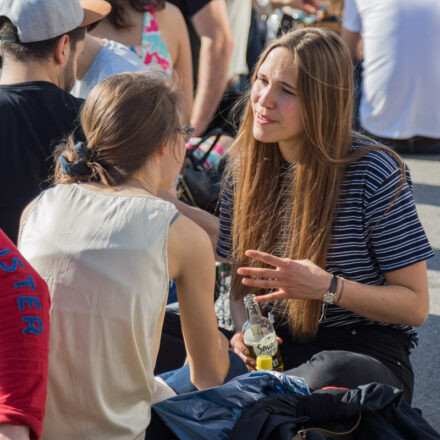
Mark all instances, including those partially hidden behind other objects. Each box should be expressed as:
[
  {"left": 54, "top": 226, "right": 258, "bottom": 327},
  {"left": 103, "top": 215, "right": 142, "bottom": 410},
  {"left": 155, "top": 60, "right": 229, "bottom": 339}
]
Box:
[
  {"left": 168, "top": 213, "right": 214, "bottom": 279},
  {"left": 169, "top": 214, "right": 211, "bottom": 253},
  {"left": 156, "top": 2, "right": 187, "bottom": 31}
]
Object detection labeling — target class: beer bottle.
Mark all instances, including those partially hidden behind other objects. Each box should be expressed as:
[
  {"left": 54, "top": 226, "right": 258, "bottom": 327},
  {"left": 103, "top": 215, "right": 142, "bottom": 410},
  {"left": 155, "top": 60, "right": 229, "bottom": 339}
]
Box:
[{"left": 242, "top": 294, "right": 284, "bottom": 371}]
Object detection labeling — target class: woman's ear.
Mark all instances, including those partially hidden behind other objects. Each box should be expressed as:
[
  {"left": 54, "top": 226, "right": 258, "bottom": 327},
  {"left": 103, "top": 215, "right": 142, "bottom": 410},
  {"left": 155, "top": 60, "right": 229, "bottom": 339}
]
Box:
[
  {"left": 157, "top": 143, "right": 168, "bottom": 157},
  {"left": 53, "top": 34, "right": 70, "bottom": 66}
]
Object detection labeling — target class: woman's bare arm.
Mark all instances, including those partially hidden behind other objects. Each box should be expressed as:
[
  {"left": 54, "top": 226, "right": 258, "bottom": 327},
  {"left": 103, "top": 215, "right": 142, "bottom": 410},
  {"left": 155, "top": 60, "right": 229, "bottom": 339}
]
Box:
[
  {"left": 168, "top": 215, "right": 229, "bottom": 389},
  {"left": 238, "top": 250, "right": 429, "bottom": 327},
  {"left": 158, "top": 3, "right": 194, "bottom": 121},
  {"left": 340, "top": 28, "right": 362, "bottom": 62},
  {"left": 158, "top": 190, "right": 227, "bottom": 261}
]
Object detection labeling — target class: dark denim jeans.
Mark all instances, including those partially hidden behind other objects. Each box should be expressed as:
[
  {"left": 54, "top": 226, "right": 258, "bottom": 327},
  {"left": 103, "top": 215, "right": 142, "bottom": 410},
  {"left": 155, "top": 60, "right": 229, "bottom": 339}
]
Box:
[{"left": 158, "top": 350, "right": 248, "bottom": 395}]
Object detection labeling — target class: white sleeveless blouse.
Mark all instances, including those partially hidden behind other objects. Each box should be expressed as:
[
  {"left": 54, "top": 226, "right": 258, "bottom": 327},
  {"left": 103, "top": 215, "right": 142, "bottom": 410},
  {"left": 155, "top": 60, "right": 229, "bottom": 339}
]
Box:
[{"left": 19, "top": 184, "right": 178, "bottom": 440}]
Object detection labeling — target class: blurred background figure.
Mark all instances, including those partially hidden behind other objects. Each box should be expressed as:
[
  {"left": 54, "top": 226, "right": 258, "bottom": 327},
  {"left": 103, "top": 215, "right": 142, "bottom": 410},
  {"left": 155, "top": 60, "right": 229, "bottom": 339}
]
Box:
[
  {"left": 341, "top": 0, "right": 440, "bottom": 154},
  {"left": 165, "top": 0, "right": 234, "bottom": 135},
  {"left": 204, "top": 0, "right": 252, "bottom": 136},
  {"left": 226, "top": 0, "right": 252, "bottom": 88},
  {"left": 92, "top": 0, "right": 194, "bottom": 122},
  {"left": 72, "top": 32, "right": 149, "bottom": 98},
  {"left": 0, "top": 0, "right": 110, "bottom": 244}
]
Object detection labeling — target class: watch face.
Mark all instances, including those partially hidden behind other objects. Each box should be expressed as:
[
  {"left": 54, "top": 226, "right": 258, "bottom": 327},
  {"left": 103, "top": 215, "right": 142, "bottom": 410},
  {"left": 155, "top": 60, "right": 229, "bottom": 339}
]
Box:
[{"left": 323, "top": 292, "right": 336, "bottom": 305}]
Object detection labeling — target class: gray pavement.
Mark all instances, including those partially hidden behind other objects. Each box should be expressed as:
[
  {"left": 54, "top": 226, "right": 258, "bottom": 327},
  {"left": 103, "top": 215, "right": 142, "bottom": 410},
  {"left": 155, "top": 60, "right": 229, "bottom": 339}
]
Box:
[{"left": 403, "top": 154, "right": 440, "bottom": 430}]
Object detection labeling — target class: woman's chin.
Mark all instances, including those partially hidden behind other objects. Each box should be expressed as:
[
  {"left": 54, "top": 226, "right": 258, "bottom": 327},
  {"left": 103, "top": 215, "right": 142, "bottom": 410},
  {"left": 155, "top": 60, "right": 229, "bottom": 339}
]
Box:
[{"left": 253, "top": 127, "right": 278, "bottom": 144}]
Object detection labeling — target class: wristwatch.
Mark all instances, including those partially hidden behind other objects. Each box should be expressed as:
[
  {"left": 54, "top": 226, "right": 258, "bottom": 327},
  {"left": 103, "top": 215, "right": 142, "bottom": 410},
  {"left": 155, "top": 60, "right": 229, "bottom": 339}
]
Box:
[{"left": 322, "top": 274, "right": 338, "bottom": 305}]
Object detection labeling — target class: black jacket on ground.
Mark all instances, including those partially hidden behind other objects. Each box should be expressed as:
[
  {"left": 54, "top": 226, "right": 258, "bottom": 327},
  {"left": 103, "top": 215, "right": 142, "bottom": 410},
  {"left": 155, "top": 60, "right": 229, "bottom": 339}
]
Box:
[{"left": 228, "top": 383, "right": 440, "bottom": 440}]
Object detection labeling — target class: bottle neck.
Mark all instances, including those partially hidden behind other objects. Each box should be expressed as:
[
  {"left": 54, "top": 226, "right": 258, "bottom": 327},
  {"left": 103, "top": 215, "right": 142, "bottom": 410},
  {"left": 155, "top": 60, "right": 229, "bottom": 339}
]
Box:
[{"left": 245, "top": 300, "right": 263, "bottom": 324}]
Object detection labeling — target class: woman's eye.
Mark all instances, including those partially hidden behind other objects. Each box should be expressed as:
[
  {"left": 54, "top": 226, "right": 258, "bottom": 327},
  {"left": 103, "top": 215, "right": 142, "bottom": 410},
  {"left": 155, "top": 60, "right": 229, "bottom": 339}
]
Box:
[
  {"left": 282, "top": 88, "right": 295, "bottom": 96},
  {"left": 257, "top": 76, "right": 268, "bottom": 85}
]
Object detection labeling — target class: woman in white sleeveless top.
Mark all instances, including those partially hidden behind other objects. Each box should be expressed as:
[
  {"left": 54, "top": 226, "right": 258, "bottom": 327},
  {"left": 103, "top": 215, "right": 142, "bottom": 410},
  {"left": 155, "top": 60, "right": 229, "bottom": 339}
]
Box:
[{"left": 18, "top": 72, "right": 230, "bottom": 440}]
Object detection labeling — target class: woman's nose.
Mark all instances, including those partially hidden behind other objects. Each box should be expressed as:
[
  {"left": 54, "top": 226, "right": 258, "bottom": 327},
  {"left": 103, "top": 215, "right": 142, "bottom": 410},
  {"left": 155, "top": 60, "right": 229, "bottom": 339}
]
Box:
[{"left": 258, "top": 86, "right": 276, "bottom": 109}]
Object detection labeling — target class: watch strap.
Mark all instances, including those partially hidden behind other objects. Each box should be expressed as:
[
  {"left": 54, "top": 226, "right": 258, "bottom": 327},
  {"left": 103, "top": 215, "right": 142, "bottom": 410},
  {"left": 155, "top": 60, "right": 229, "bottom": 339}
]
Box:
[
  {"left": 336, "top": 276, "right": 344, "bottom": 304},
  {"left": 320, "top": 274, "right": 339, "bottom": 315},
  {"left": 328, "top": 274, "right": 338, "bottom": 294}
]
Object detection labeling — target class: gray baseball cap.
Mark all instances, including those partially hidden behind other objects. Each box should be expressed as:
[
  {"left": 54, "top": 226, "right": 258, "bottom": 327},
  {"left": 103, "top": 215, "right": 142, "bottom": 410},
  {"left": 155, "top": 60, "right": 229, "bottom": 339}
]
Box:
[{"left": 0, "top": 0, "right": 111, "bottom": 43}]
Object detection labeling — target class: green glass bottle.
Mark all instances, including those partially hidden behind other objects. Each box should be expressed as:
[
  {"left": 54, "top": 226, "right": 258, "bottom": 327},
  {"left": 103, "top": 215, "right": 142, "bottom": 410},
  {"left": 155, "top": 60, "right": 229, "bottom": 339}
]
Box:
[{"left": 242, "top": 294, "right": 284, "bottom": 371}]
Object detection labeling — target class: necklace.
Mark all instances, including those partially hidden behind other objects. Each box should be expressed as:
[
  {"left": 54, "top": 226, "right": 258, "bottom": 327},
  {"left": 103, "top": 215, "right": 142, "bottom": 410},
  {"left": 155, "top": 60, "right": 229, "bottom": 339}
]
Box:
[{"left": 121, "top": 179, "right": 157, "bottom": 195}]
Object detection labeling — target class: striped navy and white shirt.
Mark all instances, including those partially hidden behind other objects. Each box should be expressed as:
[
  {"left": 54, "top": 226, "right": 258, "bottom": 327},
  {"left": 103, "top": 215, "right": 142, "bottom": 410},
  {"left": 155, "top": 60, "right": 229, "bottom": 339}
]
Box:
[{"left": 216, "top": 143, "right": 434, "bottom": 347}]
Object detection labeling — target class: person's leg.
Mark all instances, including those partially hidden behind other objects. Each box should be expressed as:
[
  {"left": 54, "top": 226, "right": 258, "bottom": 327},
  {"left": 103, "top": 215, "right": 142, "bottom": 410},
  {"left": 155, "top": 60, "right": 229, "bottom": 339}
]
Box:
[
  {"left": 154, "top": 312, "right": 187, "bottom": 374},
  {"left": 155, "top": 311, "right": 235, "bottom": 374},
  {"left": 158, "top": 350, "right": 248, "bottom": 395},
  {"left": 284, "top": 349, "right": 403, "bottom": 394},
  {"left": 276, "top": 323, "right": 414, "bottom": 403}
]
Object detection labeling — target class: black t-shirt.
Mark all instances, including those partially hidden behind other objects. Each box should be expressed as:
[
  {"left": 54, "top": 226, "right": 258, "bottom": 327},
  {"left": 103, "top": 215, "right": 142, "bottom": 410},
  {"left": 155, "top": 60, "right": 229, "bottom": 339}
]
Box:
[
  {"left": 168, "top": 0, "right": 212, "bottom": 84},
  {"left": 167, "top": 0, "right": 210, "bottom": 17},
  {"left": 0, "top": 81, "right": 83, "bottom": 243}
]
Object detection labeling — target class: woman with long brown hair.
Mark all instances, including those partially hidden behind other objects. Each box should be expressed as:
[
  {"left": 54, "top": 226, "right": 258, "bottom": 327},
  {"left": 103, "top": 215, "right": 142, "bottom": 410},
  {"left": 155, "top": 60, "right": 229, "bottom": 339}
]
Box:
[
  {"left": 212, "top": 28, "right": 433, "bottom": 403},
  {"left": 18, "top": 72, "right": 231, "bottom": 439}
]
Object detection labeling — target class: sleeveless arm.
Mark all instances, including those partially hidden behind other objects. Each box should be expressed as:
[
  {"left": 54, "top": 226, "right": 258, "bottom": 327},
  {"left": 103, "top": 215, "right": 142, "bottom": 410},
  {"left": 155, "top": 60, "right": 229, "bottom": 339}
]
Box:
[
  {"left": 159, "top": 3, "right": 194, "bottom": 121},
  {"left": 168, "top": 215, "right": 229, "bottom": 389}
]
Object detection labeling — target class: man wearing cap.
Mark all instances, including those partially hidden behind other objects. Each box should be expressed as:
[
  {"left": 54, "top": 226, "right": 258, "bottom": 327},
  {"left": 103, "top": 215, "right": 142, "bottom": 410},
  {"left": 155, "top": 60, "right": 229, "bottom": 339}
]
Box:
[{"left": 0, "top": 0, "right": 110, "bottom": 245}]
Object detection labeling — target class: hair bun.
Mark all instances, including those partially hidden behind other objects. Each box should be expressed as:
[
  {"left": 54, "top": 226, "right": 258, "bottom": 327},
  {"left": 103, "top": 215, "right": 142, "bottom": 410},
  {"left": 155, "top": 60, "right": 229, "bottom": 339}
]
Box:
[{"left": 58, "top": 141, "right": 92, "bottom": 176}]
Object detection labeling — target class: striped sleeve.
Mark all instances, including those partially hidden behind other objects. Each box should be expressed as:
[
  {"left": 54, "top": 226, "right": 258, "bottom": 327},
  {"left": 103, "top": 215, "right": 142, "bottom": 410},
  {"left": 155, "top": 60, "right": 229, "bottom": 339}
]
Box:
[
  {"left": 216, "top": 177, "right": 234, "bottom": 260},
  {"left": 363, "top": 154, "right": 434, "bottom": 272}
]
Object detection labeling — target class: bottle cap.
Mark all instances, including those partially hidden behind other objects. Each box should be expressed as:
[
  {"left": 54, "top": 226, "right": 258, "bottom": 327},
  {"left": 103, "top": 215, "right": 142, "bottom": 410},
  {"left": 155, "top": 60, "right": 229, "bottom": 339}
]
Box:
[
  {"left": 256, "top": 355, "right": 273, "bottom": 371},
  {"left": 244, "top": 293, "right": 256, "bottom": 303}
]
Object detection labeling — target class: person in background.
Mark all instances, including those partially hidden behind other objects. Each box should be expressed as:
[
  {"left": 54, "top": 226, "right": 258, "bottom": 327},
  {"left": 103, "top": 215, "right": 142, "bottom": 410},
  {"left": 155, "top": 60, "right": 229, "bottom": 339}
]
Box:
[
  {"left": 166, "top": 0, "right": 234, "bottom": 135},
  {"left": 0, "top": 0, "right": 110, "bottom": 243},
  {"left": 71, "top": 32, "right": 149, "bottom": 99},
  {"left": 92, "top": 0, "right": 193, "bottom": 121},
  {"left": 0, "top": 229, "right": 50, "bottom": 440},
  {"left": 226, "top": 0, "right": 252, "bottom": 87},
  {"left": 204, "top": 0, "right": 251, "bottom": 136},
  {"left": 341, "top": 0, "right": 440, "bottom": 153},
  {"left": 159, "top": 29, "right": 433, "bottom": 405},
  {"left": 19, "top": 72, "right": 233, "bottom": 439}
]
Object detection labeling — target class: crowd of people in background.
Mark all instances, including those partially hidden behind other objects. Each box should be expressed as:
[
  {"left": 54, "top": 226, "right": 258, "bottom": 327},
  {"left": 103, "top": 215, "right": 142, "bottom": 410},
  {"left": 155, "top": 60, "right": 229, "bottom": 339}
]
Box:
[{"left": 1, "top": 0, "right": 440, "bottom": 439}]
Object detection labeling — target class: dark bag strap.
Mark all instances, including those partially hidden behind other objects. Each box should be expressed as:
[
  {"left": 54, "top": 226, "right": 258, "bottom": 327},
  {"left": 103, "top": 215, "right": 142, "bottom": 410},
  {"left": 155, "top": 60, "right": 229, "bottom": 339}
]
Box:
[
  {"left": 186, "top": 128, "right": 223, "bottom": 169},
  {"left": 292, "top": 413, "right": 362, "bottom": 440}
]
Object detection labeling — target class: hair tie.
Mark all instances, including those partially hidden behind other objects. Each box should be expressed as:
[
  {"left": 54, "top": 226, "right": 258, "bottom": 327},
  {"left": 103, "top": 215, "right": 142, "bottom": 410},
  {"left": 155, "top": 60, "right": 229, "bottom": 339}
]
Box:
[{"left": 59, "top": 141, "right": 91, "bottom": 176}]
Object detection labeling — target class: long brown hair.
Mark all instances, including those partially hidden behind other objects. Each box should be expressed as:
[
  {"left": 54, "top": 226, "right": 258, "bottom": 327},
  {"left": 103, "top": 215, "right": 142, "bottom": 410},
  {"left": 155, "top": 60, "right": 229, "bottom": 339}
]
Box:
[
  {"left": 54, "top": 71, "right": 183, "bottom": 186},
  {"left": 229, "top": 28, "right": 404, "bottom": 339}
]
